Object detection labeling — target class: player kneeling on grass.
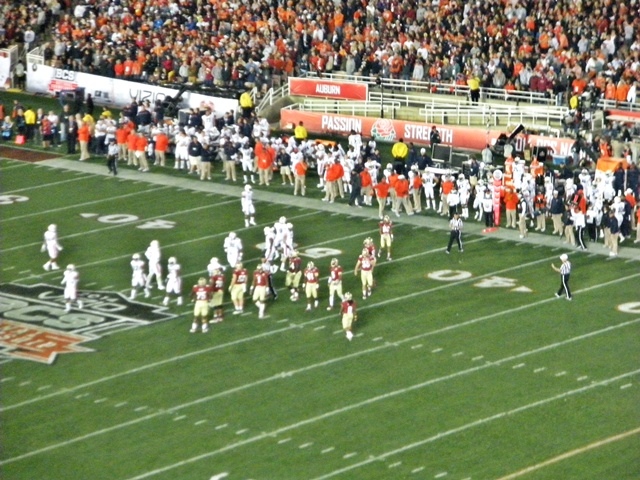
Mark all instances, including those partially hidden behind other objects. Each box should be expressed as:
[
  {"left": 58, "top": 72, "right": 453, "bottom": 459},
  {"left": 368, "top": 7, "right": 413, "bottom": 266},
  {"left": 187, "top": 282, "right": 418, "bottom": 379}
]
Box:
[
  {"left": 341, "top": 292, "right": 357, "bottom": 341},
  {"left": 303, "top": 261, "right": 320, "bottom": 311},
  {"left": 163, "top": 257, "right": 183, "bottom": 306},
  {"left": 285, "top": 251, "right": 302, "bottom": 301},
  {"left": 191, "top": 278, "right": 212, "bottom": 333},
  {"left": 62, "top": 264, "right": 83, "bottom": 312},
  {"left": 251, "top": 264, "right": 268, "bottom": 318}
]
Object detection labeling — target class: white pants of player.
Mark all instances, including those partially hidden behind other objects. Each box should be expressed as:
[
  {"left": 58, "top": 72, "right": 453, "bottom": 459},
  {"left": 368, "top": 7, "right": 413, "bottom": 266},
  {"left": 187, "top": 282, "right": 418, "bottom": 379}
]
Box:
[
  {"left": 227, "top": 249, "right": 241, "bottom": 268},
  {"left": 165, "top": 277, "right": 181, "bottom": 295},
  {"left": 146, "top": 262, "right": 164, "bottom": 288}
]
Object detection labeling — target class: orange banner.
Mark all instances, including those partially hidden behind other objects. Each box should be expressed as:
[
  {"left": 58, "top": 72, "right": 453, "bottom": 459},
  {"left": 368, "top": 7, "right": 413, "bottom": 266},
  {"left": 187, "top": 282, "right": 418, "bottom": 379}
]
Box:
[
  {"left": 281, "top": 110, "right": 577, "bottom": 157},
  {"left": 288, "top": 78, "right": 369, "bottom": 101}
]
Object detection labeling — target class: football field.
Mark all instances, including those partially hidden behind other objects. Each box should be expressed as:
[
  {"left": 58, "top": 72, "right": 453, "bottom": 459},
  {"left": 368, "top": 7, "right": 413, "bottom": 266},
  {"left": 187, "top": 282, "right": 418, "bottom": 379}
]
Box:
[{"left": 1, "top": 155, "right": 639, "bottom": 480}]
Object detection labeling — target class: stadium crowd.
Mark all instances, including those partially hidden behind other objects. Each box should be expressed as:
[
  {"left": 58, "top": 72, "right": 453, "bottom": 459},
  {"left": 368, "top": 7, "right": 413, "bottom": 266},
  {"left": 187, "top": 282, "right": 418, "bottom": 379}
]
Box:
[{"left": 2, "top": 0, "right": 640, "bottom": 106}]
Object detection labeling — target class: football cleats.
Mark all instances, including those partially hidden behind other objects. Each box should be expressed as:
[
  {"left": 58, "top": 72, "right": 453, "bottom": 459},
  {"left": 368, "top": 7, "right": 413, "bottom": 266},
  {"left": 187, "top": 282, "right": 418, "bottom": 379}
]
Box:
[
  {"left": 132, "top": 253, "right": 140, "bottom": 260},
  {"left": 198, "top": 277, "right": 207, "bottom": 286},
  {"left": 307, "top": 261, "right": 315, "bottom": 269},
  {"left": 48, "top": 224, "right": 57, "bottom": 232},
  {"left": 330, "top": 258, "right": 339, "bottom": 267},
  {"left": 168, "top": 257, "right": 176, "bottom": 264},
  {"left": 66, "top": 264, "right": 75, "bottom": 271}
]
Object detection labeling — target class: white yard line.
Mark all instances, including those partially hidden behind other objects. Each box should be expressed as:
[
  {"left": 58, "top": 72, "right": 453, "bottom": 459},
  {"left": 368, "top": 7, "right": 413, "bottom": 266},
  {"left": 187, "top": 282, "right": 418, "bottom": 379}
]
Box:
[
  {"left": 307, "top": 370, "right": 640, "bottom": 480},
  {"left": 3, "top": 174, "right": 99, "bottom": 194},
  {"left": 495, "top": 426, "right": 640, "bottom": 480},
  {"left": 0, "top": 162, "right": 31, "bottom": 170},
  {"left": 1, "top": 315, "right": 637, "bottom": 467},
  {"left": 3, "top": 197, "right": 240, "bottom": 254},
  {"left": 4, "top": 258, "right": 636, "bottom": 413},
  {"left": 0, "top": 186, "right": 173, "bottom": 223}
]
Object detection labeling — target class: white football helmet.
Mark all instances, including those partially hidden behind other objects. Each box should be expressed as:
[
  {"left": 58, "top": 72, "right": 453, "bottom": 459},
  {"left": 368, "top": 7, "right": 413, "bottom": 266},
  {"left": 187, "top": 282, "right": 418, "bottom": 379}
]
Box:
[
  {"left": 263, "top": 226, "right": 273, "bottom": 234},
  {"left": 286, "top": 222, "right": 293, "bottom": 229},
  {"left": 244, "top": 184, "right": 252, "bottom": 192},
  {"left": 48, "top": 224, "right": 57, "bottom": 232},
  {"left": 279, "top": 216, "right": 287, "bottom": 224},
  {"left": 228, "top": 232, "right": 236, "bottom": 239},
  {"left": 66, "top": 264, "right": 75, "bottom": 271},
  {"left": 150, "top": 240, "right": 159, "bottom": 248},
  {"left": 132, "top": 253, "right": 140, "bottom": 260},
  {"left": 168, "top": 257, "right": 176, "bottom": 264}
]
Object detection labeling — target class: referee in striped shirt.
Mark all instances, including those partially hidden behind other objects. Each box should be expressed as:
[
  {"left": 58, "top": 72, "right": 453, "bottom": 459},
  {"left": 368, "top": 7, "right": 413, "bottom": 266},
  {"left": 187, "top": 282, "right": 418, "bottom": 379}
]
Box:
[
  {"left": 446, "top": 212, "right": 463, "bottom": 254},
  {"left": 552, "top": 253, "right": 572, "bottom": 300}
]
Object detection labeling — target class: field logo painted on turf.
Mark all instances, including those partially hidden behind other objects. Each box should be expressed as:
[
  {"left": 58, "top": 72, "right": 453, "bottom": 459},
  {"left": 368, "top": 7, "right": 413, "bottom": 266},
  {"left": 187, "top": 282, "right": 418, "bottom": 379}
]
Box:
[
  {"left": 0, "top": 283, "right": 177, "bottom": 364},
  {"left": 427, "top": 270, "right": 532, "bottom": 293}
]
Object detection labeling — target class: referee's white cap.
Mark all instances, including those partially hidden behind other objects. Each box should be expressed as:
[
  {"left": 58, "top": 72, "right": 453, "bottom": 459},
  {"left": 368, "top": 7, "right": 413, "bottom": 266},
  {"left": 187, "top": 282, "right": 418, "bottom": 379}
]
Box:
[{"left": 560, "top": 254, "right": 568, "bottom": 261}]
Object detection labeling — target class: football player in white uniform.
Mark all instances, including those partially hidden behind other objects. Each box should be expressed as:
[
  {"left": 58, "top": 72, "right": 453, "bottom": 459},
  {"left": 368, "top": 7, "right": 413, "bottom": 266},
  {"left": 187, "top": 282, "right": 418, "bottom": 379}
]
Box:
[
  {"left": 263, "top": 227, "right": 278, "bottom": 262},
  {"left": 130, "top": 253, "right": 149, "bottom": 299},
  {"left": 240, "top": 139, "right": 256, "bottom": 184},
  {"left": 174, "top": 130, "right": 190, "bottom": 170},
  {"left": 279, "top": 222, "right": 295, "bottom": 271},
  {"left": 273, "top": 216, "right": 288, "bottom": 250},
  {"left": 163, "top": 257, "right": 183, "bottom": 306},
  {"left": 144, "top": 240, "right": 164, "bottom": 291},
  {"left": 422, "top": 170, "right": 436, "bottom": 210},
  {"left": 62, "top": 264, "right": 83, "bottom": 312},
  {"left": 207, "top": 257, "right": 225, "bottom": 277},
  {"left": 42, "top": 224, "right": 63, "bottom": 271},
  {"left": 224, "top": 232, "right": 243, "bottom": 268},
  {"left": 241, "top": 184, "right": 257, "bottom": 227}
]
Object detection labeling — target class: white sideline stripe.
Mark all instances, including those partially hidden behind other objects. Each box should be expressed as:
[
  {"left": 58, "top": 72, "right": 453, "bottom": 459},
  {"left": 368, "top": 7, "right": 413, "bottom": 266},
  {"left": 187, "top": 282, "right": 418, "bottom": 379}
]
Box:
[
  {"left": 0, "top": 186, "right": 172, "bottom": 222},
  {"left": 308, "top": 371, "right": 640, "bottom": 480},
  {"left": 3, "top": 318, "right": 638, "bottom": 468},
  {"left": 0, "top": 162, "right": 30, "bottom": 170},
  {"left": 2, "top": 258, "right": 633, "bottom": 414},
  {"left": 495, "top": 426, "right": 640, "bottom": 480},
  {"left": 3, "top": 174, "right": 98, "bottom": 194}
]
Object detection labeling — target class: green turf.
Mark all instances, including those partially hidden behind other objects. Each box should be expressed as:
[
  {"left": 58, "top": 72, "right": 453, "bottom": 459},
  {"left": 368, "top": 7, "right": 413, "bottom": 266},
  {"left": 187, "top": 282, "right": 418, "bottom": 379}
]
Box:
[{"left": 0, "top": 155, "right": 639, "bottom": 480}]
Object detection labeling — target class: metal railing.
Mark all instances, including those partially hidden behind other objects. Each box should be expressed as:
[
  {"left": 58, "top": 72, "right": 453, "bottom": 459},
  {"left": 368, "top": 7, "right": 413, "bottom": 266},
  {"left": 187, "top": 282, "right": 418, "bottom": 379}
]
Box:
[{"left": 300, "top": 98, "right": 401, "bottom": 118}]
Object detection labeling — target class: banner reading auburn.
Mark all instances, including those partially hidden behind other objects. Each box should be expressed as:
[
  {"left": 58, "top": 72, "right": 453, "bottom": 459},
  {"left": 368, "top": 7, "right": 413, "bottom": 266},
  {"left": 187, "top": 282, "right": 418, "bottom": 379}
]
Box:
[{"left": 288, "top": 78, "right": 368, "bottom": 101}]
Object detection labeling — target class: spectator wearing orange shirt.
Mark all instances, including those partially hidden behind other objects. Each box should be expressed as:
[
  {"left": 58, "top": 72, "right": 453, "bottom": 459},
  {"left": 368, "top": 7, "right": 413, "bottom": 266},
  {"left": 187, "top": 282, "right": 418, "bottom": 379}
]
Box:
[
  {"left": 135, "top": 132, "right": 149, "bottom": 172},
  {"left": 373, "top": 177, "right": 390, "bottom": 219},
  {"left": 294, "top": 157, "right": 308, "bottom": 196},
  {"left": 323, "top": 159, "right": 343, "bottom": 203},
  {"left": 439, "top": 174, "right": 455, "bottom": 217},
  {"left": 394, "top": 174, "right": 414, "bottom": 216},
  {"left": 77, "top": 121, "right": 90, "bottom": 161},
  {"left": 127, "top": 130, "right": 139, "bottom": 166},
  {"left": 409, "top": 169, "right": 423, "bottom": 212},
  {"left": 154, "top": 130, "right": 169, "bottom": 167},
  {"left": 115, "top": 125, "right": 129, "bottom": 162},
  {"left": 504, "top": 189, "right": 519, "bottom": 228},
  {"left": 360, "top": 168, "right": 373, "bottom": 206}
]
